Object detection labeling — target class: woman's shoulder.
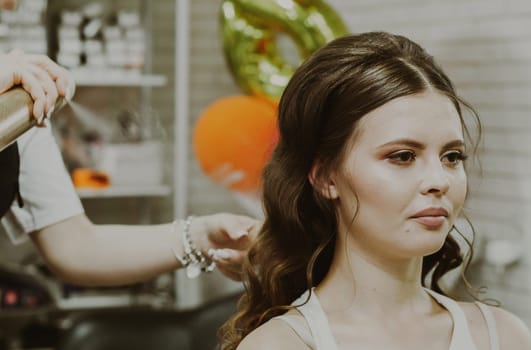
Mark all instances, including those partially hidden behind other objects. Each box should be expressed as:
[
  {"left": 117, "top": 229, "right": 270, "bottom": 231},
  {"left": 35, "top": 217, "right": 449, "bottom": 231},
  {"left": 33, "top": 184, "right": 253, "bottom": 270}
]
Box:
[
  {"left": 458, "top": 301, "right": 531, "bottom": 349},
  {"left": 237, "top": 311, "right": 312, "bottom": 350}
]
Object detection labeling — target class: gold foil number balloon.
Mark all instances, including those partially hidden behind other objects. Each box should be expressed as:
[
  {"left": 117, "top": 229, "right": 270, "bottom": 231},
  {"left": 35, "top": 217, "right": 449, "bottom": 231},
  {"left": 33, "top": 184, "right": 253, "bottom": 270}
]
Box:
[{"left": 220, "top": 0, "right": 349, "bottom": 103}]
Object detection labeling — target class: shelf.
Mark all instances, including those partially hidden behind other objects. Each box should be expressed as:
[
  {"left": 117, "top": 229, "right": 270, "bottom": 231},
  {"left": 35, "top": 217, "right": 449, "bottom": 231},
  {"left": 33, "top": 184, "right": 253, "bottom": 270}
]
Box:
[
  {"left": 72, "top": 69, "right": 167, "bottom": 87},
  {"left": 57, "top": 293, "right": 173, "bottom": 310},
  {"left": 57, "top": 294, "right": 133, "bottom": 309},
  {"left": 77, "top": 185, "right": 172, "bottom": 198}
]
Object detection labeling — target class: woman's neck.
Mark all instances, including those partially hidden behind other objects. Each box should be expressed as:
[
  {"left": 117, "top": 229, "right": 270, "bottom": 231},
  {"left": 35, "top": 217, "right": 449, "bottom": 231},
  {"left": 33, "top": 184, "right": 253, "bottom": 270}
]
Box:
[{"left": 316, "top": 238, "right": 433, "bottom": 320}]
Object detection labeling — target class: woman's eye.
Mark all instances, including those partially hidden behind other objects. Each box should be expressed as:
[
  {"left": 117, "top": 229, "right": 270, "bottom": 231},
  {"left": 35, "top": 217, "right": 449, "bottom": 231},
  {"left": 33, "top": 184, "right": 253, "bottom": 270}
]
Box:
[
  {"left": 442, "top": 151, "right": 468, "bottom": 165},
  {"left": 388, "top": 151, "right": 416, "bottom": 164}
]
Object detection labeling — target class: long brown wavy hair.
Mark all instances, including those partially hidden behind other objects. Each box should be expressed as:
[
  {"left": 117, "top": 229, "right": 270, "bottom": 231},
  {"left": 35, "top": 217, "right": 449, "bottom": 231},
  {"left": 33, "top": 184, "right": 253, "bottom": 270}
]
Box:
[{"left": 219, "top": 32, "right": 481, "bottom": 349}]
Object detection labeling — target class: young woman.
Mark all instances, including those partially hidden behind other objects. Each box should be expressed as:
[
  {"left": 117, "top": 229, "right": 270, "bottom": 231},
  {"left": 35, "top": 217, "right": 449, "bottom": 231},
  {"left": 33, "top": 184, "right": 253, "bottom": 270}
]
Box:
[{"left": 220, "top": 32, "right": 531, "bottom": 349}]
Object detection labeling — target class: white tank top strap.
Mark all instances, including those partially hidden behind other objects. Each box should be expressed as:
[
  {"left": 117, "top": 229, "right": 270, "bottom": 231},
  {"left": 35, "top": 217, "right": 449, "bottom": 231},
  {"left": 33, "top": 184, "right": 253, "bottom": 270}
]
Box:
[
  {"left": 273, "top": 313, "right": 316, "bottom": 349},
  {"left": 424, "top": 288, "right": 478, "bottom": 350},
  {"left": 475, "top": 302, "right": 500, "bottom": 350},
  {"left": 280, "top": 288, "right": 488, "bottom": 350},
  {"left": 290, "top": 289, "right": 339, "bottom": 350}
]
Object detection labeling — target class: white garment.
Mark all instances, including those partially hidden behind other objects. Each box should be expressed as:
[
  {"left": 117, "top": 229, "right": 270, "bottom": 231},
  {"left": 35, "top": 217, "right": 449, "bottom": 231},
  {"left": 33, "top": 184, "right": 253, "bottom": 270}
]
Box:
[
  {"left": 275, "top": 288, "right": 499, "bottom": 350},
  {"left": 1, "top": 121, "right": 84, "bottom": 244}
]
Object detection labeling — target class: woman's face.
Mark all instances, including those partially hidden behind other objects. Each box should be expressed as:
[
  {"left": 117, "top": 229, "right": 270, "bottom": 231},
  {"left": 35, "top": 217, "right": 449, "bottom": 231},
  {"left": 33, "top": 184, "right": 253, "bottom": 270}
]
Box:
[{"left": 332, "top": 90, "right": 467, "bottom": 260}]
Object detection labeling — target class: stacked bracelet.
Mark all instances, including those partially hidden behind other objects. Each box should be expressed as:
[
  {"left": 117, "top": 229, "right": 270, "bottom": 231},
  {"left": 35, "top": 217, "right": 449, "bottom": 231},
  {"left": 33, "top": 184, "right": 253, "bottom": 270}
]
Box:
[{"left": 172, "top": 216, "right": 216, "bottom": 279}]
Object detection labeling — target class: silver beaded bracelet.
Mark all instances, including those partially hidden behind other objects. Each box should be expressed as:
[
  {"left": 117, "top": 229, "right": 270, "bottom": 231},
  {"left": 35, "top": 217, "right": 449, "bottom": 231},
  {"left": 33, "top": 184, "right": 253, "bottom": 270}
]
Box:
[{"left": 172, "top": 216, "right": 216, "bottom": 279}]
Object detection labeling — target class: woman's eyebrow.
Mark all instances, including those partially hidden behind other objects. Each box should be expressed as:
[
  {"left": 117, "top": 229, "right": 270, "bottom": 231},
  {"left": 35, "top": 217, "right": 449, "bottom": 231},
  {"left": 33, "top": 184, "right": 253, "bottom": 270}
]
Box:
[
  {"left": 443, "top": 140, "right": 466, "bottom": 149},
  {"left": 377, "top": 139, "right": 465, "bottom": 150},
  {"left": 377, "top": 138, "right": 425, "bottom": 149}
]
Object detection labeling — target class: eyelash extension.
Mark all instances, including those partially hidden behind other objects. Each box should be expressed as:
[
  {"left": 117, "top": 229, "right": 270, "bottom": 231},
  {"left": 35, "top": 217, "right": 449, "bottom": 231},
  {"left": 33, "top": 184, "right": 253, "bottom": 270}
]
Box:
[
  {"left": 457, "top": 152, "right": 469, "bottom": 161},
  {"left": 387, "top": 150, "right": 415, "bottom": 162},
  {"left": 444, "top": 151, "right": 469, "bottom": 162},
  {"left": 386, "top": 150, "right": 469, "bottom": 164}
]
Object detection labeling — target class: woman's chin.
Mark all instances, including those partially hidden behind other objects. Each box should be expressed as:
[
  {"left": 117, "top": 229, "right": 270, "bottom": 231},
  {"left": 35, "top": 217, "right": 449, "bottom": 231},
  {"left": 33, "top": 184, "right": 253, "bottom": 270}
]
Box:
[{"left": 405, "top": 232, "right": 449, "bottom": 258}]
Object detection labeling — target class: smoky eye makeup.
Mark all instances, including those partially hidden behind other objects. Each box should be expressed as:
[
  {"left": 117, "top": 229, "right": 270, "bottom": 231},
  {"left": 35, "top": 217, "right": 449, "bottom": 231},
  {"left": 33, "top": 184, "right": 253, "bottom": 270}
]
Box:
[
  {"left": 386, "top": 149, "right": 416, "bottom": 164},
  {"left": 441, "top": 150, "right": 468, "bottom": 165}
]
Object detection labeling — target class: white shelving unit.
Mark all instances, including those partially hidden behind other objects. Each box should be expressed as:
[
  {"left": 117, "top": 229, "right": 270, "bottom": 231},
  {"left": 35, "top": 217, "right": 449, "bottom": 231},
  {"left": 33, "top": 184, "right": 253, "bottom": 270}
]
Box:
[
  {"left": 77, "top": 184, "right": 171, "bottom": 198},
  {"left": 57, "top": 294, "right": 133, "bottom": 309},
  {"left": 51, "top": 0, "right": 173, "bottom": 310},
  {"left": 73, "top": 69, "right": 167, "bottom": 87},
  {"left": 66, "top": 1, "right": 170, "bottom": 202}
]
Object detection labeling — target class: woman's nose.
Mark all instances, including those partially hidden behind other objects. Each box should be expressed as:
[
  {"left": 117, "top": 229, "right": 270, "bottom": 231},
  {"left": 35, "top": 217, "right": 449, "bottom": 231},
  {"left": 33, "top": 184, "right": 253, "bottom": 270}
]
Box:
[{"left": 420, "top": 161, "right": 450, "bottom": 195}]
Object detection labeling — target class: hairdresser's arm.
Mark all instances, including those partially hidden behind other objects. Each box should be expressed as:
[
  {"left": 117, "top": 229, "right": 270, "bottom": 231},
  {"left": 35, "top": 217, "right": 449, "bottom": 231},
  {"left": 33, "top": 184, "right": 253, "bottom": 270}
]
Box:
[
  {"left": 0, "top": 50, "right": 74, "bottom": 121},
  {"left": 9, "top": 117, "right": 257, "bottom": 286},
  {"left": 30, "top": 212, "right": 257, "bottom": 286}
]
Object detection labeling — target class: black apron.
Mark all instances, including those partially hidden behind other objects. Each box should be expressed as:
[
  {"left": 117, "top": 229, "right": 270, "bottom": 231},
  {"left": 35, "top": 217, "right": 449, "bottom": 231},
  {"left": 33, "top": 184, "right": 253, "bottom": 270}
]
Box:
[{"left": 0, "top": 142, "right": 23, "bottom": 218}]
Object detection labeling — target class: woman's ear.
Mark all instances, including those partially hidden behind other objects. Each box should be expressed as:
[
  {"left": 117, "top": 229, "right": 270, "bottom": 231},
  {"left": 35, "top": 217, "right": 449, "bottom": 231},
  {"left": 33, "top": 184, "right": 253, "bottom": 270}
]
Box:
[{"left": 308, "top": 163, "right": 339, "bottom": 200}]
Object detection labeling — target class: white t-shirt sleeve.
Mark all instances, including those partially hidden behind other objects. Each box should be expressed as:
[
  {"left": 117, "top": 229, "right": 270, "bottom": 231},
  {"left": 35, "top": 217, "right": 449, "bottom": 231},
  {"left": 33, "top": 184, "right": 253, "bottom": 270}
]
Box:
[{"left": 1, "top": 121, "right": 84, "bottom": 244}]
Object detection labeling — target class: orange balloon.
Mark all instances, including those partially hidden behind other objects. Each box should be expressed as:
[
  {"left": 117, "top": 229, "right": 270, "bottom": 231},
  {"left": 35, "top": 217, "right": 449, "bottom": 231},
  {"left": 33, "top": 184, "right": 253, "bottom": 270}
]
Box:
[{"left": 193, "top": 95, "right": 278, "bottom": 192}]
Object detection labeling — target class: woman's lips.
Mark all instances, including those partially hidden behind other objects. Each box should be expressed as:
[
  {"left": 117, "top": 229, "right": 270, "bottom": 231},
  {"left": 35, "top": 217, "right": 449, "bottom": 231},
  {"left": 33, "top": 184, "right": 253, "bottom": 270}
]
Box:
[
  {"left": 410, "top": 207, "right": 449, "bottom": 229},
  {"left": 411, "top": 216, "right": 446, "bottom": 229}
]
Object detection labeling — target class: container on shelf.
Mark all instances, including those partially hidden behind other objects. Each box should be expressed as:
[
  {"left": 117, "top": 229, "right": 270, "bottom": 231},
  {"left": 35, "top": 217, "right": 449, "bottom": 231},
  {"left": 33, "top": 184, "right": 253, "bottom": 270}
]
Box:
[{"left": 96, "top": 141, "right": 164, "bottom": 187}]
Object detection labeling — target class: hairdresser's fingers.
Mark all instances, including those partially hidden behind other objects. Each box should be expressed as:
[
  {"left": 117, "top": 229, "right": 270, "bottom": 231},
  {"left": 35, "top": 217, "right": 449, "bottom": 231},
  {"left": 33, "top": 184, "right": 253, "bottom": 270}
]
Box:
[
  {"left": 0, "top": 61, "right": 15, "bottom": 94},
  {"left": 225, "top": 215, "right": 260, "bottom": 241},
  {"left": 208, "top": 232, "right": 250, "bottom": 252},
  {"left": 0, "top": 49, "right": 23, "bottom": 94},
  {"left": 2, "top": 50, "right": 56, "bottom": 122},
  {"left": 204, "top": 213, "right": 259, "bottom": 251},
  {"left": 25, "top": 53, "right": 75, "bottom": 99},
  {"left": 0, "top": 71, "right": 14, "bottom": 95},
  {"left": 212, "top": 249, "right": 245, "bottom": 281},
  {"left": 214, "top": 213, "right": 256, "bottom": 240},
  {"left": 26, "top": 64, "right": 59, "bottom": 118},
  {"left": 14, "top": 68, "right": 46, "bottom": 122}
]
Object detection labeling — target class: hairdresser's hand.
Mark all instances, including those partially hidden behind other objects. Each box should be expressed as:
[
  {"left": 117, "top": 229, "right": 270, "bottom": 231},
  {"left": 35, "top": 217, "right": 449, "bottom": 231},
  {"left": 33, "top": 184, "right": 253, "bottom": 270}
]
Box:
[
  {"left": 191, "top": 213, "right": 260, "bottom": 281},
  {"left": 0, "top": 49, "right": 75, "bottom": 123}
]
